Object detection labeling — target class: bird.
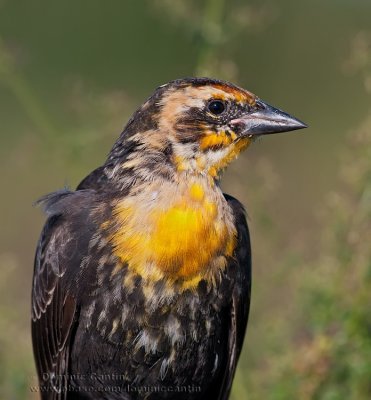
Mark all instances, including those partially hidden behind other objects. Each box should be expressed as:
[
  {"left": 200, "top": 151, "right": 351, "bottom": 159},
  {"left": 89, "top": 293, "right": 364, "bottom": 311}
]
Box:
[{"left": 31, "top": 77, "right": 306, "bottom": 400}]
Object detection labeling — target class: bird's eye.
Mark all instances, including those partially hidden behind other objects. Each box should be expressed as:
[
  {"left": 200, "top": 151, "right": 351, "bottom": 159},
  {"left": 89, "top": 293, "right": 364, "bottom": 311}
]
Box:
[{"left": 208, "top": 100, "right": 226, "bottom": 115}]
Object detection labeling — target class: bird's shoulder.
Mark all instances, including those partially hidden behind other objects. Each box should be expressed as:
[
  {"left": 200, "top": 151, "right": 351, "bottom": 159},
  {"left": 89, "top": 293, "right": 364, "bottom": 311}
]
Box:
[
  {"left": 76, "top": 165, "right": 108, "bottom": 191},
  {"left": 223, "top": 193, "right": 246, "bottom": 222}
]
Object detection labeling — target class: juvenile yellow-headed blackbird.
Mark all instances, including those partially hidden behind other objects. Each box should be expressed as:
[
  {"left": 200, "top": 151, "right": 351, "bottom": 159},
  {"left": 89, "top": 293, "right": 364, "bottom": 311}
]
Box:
[{"left": 32, "top": 78, "right": 306, "bottom": 400}]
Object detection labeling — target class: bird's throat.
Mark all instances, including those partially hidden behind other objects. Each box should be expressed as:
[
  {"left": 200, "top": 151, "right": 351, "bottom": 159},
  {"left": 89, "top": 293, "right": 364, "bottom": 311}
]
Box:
[{"left": 173, "top": 136, "right": 252, "bottom": 178}]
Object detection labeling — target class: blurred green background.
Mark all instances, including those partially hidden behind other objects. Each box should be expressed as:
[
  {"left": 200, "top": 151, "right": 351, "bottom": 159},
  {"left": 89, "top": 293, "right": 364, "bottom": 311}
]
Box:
[{"left": 1, "top": 0, "right": 370, "bottom": 399}]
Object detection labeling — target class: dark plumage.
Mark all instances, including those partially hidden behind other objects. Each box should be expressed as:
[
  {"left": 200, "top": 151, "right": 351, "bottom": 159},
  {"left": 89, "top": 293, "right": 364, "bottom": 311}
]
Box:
[{"left": 32, "top": 78, "right": 306, "bottom": 399}]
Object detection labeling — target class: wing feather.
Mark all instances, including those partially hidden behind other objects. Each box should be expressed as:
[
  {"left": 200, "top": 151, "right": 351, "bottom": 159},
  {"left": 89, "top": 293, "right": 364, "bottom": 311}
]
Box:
[
  {"left": 217, "top": 194, "right": 252, "bottom": 400},
  {"left": 32, "top": 213, "right": 77, "bottom": 400}
]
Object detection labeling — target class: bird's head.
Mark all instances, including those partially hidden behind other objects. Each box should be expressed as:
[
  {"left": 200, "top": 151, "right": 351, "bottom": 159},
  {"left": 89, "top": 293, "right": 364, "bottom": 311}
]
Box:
[{"left": 107, "top": 78, "right": 306, "bottom": 182}]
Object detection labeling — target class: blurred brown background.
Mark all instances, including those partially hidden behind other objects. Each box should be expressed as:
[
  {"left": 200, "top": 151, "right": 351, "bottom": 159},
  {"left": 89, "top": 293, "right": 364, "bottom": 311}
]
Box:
[{"left": 0, "top": 1, "right": 370, "bottom": 399}]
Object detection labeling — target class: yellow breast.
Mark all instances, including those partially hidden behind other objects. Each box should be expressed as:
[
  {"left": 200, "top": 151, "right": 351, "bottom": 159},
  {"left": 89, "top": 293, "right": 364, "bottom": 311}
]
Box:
[{"left": 109, "top": 183, "right": 236, "bottom": 288}]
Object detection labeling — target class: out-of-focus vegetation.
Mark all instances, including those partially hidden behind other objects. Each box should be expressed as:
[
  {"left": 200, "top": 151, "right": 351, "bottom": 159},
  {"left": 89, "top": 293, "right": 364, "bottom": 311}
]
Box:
[
  {"left": 237, "top": 114, "right": 371, "bottom": 400},
  {"left": 0, "top": 1, "right": 370, "bottom": 399}
]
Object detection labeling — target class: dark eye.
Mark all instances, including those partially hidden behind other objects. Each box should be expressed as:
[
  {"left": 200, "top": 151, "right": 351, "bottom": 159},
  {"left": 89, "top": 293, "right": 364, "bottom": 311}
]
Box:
[{"left": 208, "top": 100, "right": 226, "bottom": 115}]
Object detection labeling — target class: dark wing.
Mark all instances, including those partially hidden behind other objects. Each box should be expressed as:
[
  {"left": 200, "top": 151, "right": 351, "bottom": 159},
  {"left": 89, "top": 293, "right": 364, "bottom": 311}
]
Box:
[
  {"left": 32, "top": 190, "right": 92, "bottom": 399},
  {"left": 218, "top": 194, "right": 252, "bottom": 400},
  {"left": 32, "top": 214, "right": 76, "bottom": 400}
]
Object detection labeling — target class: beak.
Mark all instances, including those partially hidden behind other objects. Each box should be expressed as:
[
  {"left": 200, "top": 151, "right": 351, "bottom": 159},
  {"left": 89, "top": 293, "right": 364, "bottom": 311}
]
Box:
[{"left": 231, "top": 100, "right": 307, "bottom": 137}]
